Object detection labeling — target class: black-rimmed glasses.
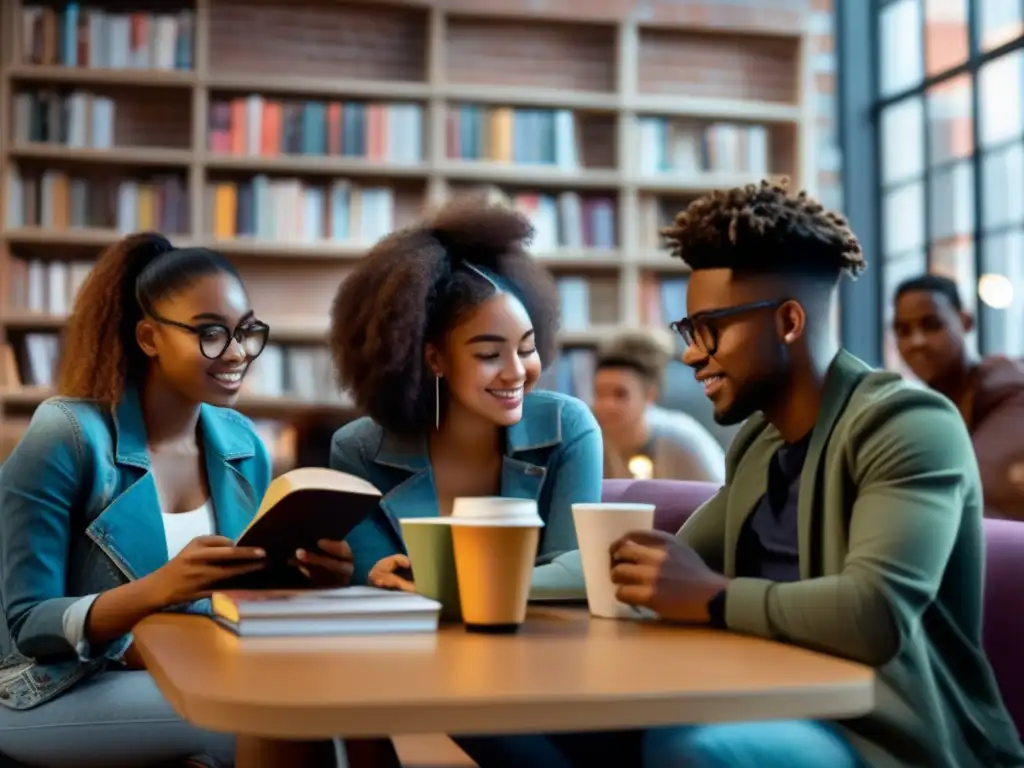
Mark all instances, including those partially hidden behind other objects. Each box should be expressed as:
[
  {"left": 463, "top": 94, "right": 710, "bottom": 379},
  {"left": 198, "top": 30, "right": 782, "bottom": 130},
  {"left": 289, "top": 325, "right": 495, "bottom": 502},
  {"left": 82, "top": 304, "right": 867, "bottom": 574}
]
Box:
[
  {"left": 149, "top": 314, "right": 271, "bottom": 360},
  {"left": 669, "top": 299, "right": 785, "bottom": 356}
]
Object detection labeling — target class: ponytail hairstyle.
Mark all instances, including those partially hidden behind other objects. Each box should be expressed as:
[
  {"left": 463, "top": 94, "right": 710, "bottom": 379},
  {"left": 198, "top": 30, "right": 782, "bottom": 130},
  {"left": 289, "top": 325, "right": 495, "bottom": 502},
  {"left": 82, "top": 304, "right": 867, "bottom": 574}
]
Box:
[
  {"left": 329, "top": 197, "right": 562, "bottom": 439},
  {"left": 58, "top": 232, "right": 240, "bottom": 404}
]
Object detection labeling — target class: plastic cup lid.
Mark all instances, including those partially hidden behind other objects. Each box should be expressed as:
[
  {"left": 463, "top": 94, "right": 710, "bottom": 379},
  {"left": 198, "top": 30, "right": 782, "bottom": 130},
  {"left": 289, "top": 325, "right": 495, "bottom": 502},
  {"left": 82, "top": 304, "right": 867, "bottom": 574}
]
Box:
[{"left": 448, "top": 496, "right": 545, "bottom": 528}]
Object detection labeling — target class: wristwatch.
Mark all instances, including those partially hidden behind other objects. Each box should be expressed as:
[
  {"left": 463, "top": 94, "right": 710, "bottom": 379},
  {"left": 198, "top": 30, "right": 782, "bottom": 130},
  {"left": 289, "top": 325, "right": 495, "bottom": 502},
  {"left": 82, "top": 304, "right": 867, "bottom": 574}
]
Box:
[{"left": 707, "top": 589, "right": 727, "bottom": 629}]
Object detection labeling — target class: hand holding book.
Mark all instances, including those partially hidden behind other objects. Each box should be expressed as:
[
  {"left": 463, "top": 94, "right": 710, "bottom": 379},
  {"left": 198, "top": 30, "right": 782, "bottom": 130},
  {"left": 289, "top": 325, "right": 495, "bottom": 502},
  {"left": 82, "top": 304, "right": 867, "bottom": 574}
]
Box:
[
  {"left": 368, "top": 553, "right": 415, "bottom": 592},
  {"left": 145, "top": 535, "right": 268, "bottom": 605},
  {"left": 291, "top": 538, "right": 355, "bottom": 587}
]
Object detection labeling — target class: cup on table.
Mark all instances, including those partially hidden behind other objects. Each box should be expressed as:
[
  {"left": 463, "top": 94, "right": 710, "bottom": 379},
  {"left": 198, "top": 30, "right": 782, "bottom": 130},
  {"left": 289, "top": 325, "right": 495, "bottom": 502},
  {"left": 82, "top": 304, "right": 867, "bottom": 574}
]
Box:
[
  {"left": 448, "top": 497, "right": 544, "bottom": 634},
  {"left": 572, "top": 502, "right": 656, "bottom": 619},
  {"left": 399, "top": 518, "right": 462, "bottom": 621}
]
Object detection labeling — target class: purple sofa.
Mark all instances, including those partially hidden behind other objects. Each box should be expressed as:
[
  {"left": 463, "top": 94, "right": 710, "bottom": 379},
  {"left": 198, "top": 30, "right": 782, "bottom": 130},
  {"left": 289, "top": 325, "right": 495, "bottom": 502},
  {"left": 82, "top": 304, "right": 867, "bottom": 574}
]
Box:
[{"left": 602, "top": 479, "right": 1024, "bottom": 737}]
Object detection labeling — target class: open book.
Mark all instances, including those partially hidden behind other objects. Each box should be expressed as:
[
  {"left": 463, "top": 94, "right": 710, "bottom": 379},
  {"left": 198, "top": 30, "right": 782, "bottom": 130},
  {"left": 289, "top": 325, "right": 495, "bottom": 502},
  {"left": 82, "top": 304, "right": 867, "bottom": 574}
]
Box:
[{"left": 216, "top": 467, "right": 381, "bottom": 590}]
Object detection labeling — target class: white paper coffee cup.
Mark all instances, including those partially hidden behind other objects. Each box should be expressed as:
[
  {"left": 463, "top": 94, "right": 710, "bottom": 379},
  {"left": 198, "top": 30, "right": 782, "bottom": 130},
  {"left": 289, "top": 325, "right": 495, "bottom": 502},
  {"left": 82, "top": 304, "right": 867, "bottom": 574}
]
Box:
[{"left": 572, "top": 502, "right": 656, "bottom": 619}]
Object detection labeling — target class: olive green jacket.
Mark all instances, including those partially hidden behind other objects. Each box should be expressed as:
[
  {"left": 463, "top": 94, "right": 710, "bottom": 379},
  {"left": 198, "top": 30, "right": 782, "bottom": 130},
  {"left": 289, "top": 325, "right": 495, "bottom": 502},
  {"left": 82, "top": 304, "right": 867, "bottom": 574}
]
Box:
[{"left": 680, "top": 350, "right": 1023, "bottom": 767}]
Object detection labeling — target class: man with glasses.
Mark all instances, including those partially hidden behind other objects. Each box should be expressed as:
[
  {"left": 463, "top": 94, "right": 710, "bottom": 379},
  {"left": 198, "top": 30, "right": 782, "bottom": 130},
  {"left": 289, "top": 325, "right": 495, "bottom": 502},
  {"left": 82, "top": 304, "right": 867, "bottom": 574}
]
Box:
[{"left": 597, "top": 181, "right": 1022, "bottom": 767}]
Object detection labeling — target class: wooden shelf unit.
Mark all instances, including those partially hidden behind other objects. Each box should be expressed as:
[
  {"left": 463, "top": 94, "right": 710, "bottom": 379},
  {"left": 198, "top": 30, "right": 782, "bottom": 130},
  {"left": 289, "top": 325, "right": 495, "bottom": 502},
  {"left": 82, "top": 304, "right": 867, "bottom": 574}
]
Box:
[{"left": 0, "top": 0, "right": 817, "bottom": 452}]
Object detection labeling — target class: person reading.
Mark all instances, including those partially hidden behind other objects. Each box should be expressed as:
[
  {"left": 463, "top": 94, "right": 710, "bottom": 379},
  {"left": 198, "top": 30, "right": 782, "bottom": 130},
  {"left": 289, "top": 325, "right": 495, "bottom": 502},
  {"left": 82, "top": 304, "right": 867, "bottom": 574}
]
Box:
[{"left": 0, "top": 234, "right": 375, "bottom": 768}]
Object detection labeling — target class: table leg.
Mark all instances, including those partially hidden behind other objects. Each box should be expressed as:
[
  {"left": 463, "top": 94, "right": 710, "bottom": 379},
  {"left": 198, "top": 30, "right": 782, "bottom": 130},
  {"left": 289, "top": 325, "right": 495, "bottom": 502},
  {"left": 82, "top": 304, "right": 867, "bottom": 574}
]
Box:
[{"left": 235, "top": 736, "right": 402, "bottom": 768}]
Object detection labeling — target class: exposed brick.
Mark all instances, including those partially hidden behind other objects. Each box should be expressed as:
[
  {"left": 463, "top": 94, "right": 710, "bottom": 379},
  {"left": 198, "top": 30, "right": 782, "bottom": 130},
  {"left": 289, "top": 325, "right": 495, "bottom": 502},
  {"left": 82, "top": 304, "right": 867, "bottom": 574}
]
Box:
[
  {"left": 638, "top": 30, "right": 799, "bottom": 102},
  {"left": 446, "top": 18, "right": 616, "bottom": 91},
  {"left": 637, "top": 2, "right": 806, "bottom": 34},
  {"left": 442, "top": 0, "right": 633, "bottom": 22},
  {"left": 209, "top": 0, "right": 429, "bottom": 81}
]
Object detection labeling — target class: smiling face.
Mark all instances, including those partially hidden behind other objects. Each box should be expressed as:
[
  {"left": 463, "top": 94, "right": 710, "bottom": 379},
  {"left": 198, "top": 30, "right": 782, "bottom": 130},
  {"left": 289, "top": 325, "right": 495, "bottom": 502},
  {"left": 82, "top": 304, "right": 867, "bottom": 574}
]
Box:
[
  {"left": 427, "top": 291, "right": 542, "bottom": 428},
  {"left": 135, "top": 272, "right": 263, "bottom": 408},
  {"left": 893, "top": 288, "right": 970, "bottom": 385},
  {"left": 681, "top": 268, "right": 804, "bottom": 425}
]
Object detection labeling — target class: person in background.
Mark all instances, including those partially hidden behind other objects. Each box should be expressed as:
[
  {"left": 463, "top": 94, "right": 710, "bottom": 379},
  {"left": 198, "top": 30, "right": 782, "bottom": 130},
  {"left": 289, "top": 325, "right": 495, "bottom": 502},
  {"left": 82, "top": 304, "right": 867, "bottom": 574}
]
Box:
[
  {"left": 893, "top": 273, "right": 1024, "bottom": 520},
  {"left": 593, "top": 327, "right": 725, "bottom": 482},
  {"left": 327, "top": 199, "right": 603, "bottom": 766},
  {"left": 0, "top": 234, "right": 367, "bottom": 768}
]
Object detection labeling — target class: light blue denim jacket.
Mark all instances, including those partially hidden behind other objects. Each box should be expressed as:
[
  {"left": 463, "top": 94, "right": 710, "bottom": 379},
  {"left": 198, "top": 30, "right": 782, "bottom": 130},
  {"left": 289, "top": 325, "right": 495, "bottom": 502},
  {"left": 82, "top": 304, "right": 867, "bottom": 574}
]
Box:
[
  {"left": 0, "top": 389, "right": 271, "bottom": 710},
  {"left": 330, "top": 390, "right": 602, "bottom": 591}
]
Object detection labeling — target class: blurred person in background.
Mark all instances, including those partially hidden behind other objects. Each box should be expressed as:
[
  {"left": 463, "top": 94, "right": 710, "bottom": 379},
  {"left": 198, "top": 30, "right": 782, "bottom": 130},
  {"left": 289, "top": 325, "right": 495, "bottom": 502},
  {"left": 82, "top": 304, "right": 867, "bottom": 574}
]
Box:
[
  {"left": 893, "top": 273, "right": 1024, "bottom": 520},
  {"left": 592, "top": 327, "right": 725, "bottom": 483}
]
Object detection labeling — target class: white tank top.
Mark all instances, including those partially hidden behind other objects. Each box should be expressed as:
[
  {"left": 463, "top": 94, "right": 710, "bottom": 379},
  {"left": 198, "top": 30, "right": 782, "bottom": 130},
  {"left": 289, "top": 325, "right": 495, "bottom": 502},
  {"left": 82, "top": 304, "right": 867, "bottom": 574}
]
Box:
[{"left": 162, "top": 500, "right": 216, "bottom": 558}]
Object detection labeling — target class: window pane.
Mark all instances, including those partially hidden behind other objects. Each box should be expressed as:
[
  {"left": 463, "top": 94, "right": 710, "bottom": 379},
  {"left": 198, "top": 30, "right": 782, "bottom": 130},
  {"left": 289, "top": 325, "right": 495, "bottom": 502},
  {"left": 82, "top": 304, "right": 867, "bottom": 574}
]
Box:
[
  {"left": 981, "top": 141, "right": 1024, "bottom": 230},
  {"left": 926, "top": 74, "right": 973, "bottom": 164},
  {"left": 883, "top": 249, "right": 928, "bottom": 373},
  {"left": 930, "top": 160, "right": 974, "bottom": 239},
  {"left": 931, "top": 238, "right": 977, "bottom": 315},
  {"left": 979, "top": 229, "right": 1024, "bottom": 356},
  {"left": 978, "top": 51, "right": 1024, "bottom": 148},
  {"left": 880, "top": 0, "right": 923, "bottom": 97},
  {"left": 881, "top": 98, "right": 925, "bottom": 185},
  {"left": 924, "top": 0, "right": 968, "bottom": 74},
  {"left": 884, "top": 181, "right": 926, "bottom": 255},
  {"left": 977, "top": 0, "right": 1024, "bottom": 52}
]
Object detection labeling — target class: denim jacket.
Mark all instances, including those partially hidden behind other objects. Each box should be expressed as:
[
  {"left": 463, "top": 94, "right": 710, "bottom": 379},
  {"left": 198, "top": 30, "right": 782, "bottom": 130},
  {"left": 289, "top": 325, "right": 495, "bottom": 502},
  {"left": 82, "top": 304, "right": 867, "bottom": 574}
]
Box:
[
  {"left": 330, "top": 390, "right": 603, "bottom": 589},
  {"left": 0, "top": 389, "right": 271, "bottom": 710}
]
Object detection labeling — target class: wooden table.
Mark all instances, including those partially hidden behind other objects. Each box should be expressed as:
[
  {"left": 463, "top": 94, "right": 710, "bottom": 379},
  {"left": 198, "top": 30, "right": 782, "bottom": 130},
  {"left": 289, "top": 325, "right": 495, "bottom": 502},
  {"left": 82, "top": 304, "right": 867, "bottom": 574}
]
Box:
[{"left": 133, "top": 606, "right": 874, "bottom": 740}]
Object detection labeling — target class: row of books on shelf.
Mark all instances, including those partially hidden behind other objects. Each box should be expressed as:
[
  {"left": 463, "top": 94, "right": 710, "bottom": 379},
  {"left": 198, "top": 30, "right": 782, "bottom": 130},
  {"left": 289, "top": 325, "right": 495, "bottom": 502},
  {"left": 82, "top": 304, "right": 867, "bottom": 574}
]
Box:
[
  {"left": 208, "top": 178, "right": 394, "bottom": 245},
  {"left": 0, "top": 334, "right": 598, "bottom": 413},
  {"left": 475, "top": 186, "right": 615, "bottom": 251},
  {"left": 538, "top": 349, "right": 596, "bottom": 404},
  {"left": 10, "top": 91, "right": 782, "bottom": 182},
  {"left": 640, "top": 275, "right": 689, "bottom": 327},
  {"left": 6, "top": 168, "right": 188, "bottom": 234},
  {"left": 637, "top": 119, "right": 770, "bottom": 176},
  {"left": 12, "top": 90, "right": 116, "bottom": 149},
  {"left": 20, "top": 4, "right": 194, "bottom": 71},
  {"left": 6, "top": 256, "right": 596, "bottom": 339},
  {"left": 1, "top": 333, "right": 344, "bottom": 406},
  {"left": 638, "top": 196, "right": 692, "bottom": 249},
  {"left": 8, "top": 258, "right": 93, "bottom": 318},
  {"left": 557, "top": 278, "right": 594, "bottom": 332},
  {"left": 209, "top": 98, "right": 423, "bottom": 165},
  {"left": 447, "top": 106, "right": 579, "bottom": 168}
]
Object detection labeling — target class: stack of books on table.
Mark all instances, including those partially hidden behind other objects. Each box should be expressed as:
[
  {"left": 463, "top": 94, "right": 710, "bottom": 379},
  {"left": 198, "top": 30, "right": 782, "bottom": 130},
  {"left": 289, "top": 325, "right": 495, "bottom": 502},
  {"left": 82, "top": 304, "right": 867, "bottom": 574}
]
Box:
[{"left": 210, "top": 586, "right": 442, "bottom": 638}]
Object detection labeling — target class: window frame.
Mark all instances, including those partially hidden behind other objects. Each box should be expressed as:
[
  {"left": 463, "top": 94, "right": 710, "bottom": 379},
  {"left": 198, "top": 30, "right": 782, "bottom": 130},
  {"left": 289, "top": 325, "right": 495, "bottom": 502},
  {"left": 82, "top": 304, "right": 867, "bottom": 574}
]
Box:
[{"left": 838, "top": 0, "right": 1024, "bottom": 362}]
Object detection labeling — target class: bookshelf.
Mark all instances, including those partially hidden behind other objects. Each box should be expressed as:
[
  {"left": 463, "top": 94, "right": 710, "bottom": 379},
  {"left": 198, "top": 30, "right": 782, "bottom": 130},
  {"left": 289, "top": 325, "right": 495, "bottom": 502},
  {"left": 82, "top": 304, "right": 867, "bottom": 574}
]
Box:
[{"left": 0, "top": 0, "right": 818, "bottom": 462}]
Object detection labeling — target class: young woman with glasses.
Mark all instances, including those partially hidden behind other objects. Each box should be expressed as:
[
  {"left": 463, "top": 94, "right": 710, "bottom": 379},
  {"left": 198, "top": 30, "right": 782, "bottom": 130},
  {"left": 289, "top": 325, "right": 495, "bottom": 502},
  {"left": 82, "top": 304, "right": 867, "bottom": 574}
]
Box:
[{"left": 0, "top": 233, "right": 359, "bottom": 767}]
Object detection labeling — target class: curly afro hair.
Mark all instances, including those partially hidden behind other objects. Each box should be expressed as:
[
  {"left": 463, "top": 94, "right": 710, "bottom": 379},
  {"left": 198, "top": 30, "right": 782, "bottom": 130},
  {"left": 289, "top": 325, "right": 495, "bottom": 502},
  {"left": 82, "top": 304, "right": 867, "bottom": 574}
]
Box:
[
  {"left": 596, "top": 327, "right": 675, "bottom": 389},
  {"left": 661, "top": 178, "right": 866, "bottom": 282},
  {"left": 329, "top": 197, "right": 562, "bottom": 439}
]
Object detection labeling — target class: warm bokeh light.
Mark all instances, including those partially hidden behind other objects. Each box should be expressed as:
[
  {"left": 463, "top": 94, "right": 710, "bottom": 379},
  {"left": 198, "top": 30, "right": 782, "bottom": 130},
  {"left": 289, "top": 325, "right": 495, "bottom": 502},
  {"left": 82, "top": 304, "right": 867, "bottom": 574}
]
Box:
[
  {"left": 628, "top": 455, "right": 654, "bottom": 480},
  {"left": 978, "top": 273, "right": 1015, "bottom": 310}
]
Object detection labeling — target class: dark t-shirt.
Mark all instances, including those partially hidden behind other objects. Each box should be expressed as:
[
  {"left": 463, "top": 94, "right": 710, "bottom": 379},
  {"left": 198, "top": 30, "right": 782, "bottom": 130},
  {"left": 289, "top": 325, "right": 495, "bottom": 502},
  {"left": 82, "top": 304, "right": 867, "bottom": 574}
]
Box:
[{"left": 736, "top": 434, "right": 810, "bottom": 582}]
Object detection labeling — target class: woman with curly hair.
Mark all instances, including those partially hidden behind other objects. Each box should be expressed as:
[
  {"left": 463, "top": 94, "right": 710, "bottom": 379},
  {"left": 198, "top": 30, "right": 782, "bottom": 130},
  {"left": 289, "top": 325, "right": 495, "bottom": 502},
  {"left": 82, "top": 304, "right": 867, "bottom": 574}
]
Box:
[
  {"left": 593, "top": 327, "right": 725, "bottom": 482},
  {"left": 328, "top": 198, "right": 602, "bottom": 594},
  {"left": 0, "top": 233, "right": 358, "bottom": 768}
]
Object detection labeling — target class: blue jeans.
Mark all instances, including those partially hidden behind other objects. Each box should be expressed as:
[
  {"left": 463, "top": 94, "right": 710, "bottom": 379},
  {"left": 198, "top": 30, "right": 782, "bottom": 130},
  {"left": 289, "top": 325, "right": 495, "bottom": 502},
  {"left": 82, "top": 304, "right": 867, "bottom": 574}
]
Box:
[{"left": 454, "top": 720, "right": 861, "bottom": 767}]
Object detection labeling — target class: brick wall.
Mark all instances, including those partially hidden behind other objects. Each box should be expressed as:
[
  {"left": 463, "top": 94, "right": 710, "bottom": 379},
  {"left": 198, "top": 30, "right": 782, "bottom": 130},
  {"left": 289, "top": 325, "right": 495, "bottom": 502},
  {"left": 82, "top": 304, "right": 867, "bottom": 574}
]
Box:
[{"left": 810, "top": 0, "right": 843, "bottom": 213}]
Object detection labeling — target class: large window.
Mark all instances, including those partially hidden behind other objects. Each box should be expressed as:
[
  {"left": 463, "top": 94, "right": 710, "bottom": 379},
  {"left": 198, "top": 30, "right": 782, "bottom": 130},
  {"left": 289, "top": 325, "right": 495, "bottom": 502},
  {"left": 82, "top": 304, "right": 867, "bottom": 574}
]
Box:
[{"left": 873, "top": 0, "right": 1024, "bottom": 367}]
